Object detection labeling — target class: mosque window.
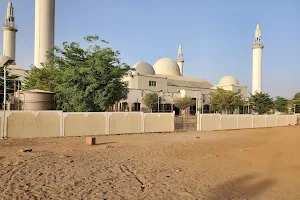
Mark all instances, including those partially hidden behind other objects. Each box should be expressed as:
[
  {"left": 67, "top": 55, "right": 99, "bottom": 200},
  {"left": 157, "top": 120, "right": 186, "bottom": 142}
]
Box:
[
  {"left": 238, "top": 89, "right": 242, "bottom": 93},
  {"left": 149, "top": 81, "right": 157, "bottom": 87}
]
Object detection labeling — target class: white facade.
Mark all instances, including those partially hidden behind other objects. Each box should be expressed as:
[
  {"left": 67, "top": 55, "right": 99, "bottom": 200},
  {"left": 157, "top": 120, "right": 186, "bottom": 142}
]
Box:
[
  {"left": 119, "top": 45, "right": 248, "bottom": 114},
  {"left": 34, "top": 0, "right": 55, "bottom": 68},
  {"left": 252, "top": 24, "right": 264, "bottom": 94}
]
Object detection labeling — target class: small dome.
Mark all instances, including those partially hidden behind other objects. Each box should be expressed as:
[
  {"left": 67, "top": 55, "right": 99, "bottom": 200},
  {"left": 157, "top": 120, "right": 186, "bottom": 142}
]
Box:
[
  {"left": 153, "top": 57, "right": 181, "bottom": 76},
  {"left": 218, "top": 75, "right": 239, "bottom": 86},
  {"left": 132, "top": 62, "right": 155, "bottom": 75}
]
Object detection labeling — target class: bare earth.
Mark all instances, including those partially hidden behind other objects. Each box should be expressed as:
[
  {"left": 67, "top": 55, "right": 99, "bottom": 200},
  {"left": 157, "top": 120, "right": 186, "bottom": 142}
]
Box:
[{"left": 1, "top": 126, "right": 300, "bottom": 200}]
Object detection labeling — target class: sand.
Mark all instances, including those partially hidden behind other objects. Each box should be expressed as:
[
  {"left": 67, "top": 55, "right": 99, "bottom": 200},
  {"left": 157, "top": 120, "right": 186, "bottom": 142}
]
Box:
[{"left": 0, "top": 126, "right": 300, "bottom": 199}]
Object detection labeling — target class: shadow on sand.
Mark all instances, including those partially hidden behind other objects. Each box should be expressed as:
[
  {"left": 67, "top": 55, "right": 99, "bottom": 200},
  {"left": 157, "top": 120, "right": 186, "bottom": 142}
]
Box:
[
  {"left": 94, "top": 142, "right": 117, "bottom": 146},
  {"left": 207, "top": 173, "right": 275, "bottom": 200}
]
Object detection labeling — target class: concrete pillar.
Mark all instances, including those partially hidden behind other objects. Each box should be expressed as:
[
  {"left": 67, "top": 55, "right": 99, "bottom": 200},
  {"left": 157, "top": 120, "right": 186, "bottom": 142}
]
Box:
[{"left": 129, "top": 103, "right": 132, "bottom": 112}]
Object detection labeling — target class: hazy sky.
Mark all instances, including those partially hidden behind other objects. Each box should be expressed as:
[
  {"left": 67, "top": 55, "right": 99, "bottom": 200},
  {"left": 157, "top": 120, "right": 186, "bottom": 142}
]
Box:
[{"left": 0, "top": 0, "right": 299, "bottom": 98}]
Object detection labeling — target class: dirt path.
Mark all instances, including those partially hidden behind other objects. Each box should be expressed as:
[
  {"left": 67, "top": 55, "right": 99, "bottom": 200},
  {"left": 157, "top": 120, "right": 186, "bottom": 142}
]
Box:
[{"left": 0, "top": 126, "right": 300, "bottom": 199}]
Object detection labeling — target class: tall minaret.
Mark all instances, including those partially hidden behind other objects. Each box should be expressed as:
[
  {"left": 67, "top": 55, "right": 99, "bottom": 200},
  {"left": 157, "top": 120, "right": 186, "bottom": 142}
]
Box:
[
  {"left": 177, "top": 44, "right": 184, "bottom": 76},
  {"left": 34, "top": 0, "right": 55, "bottom": 68},
  {"left": 252, "top": 24, "right": 264, "bottom": 94},
  {"left": 2, "top": 1, "right": 18, "bottom": 64}
]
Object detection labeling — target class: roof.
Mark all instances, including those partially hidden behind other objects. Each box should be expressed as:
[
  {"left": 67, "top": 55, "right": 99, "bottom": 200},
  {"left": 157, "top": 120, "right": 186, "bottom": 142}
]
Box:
[
  {"left": 7, "top": 65, "right": 27, "bottom": 70},
  {"left": 166, "top": 75, "right": 213, "bottom": 89},
  {"left": 218, "top": 75, "right": 239, "bottom": 86},
  {"left": 17, "top": 89, "right": 55, "bottom": 94},
  {"left": 153, "top": 57, "right": 181, "bottom": 76},
  {"left": 132, "top": 61, "right": 155, "bottom": 75}
]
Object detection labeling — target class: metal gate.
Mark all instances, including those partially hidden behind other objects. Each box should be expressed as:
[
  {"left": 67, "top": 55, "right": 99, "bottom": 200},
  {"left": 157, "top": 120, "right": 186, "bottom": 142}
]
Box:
[{"left": 175, "top": 114, "right": 197, "bottom": 131}]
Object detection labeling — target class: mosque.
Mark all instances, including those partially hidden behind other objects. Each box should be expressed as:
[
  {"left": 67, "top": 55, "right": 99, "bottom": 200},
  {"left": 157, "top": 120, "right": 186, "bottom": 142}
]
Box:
[
  {"left": 1, "top": 1, "right": 264, "bottom": 112},
  {"left": 119, "top": 45, "right": 248, "bottom": 114}
]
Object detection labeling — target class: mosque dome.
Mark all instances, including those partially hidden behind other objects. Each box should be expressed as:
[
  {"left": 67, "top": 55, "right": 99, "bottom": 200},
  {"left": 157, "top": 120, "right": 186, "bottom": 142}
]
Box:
[
  {"left": 153, "top": 57, "right": 181, "bottom": 76},
  {"left": 218, "top": 75, "right": 239, "bottom": 86},
  {"left": 132, "top": 61, "right": 155, "bottom": 75}
]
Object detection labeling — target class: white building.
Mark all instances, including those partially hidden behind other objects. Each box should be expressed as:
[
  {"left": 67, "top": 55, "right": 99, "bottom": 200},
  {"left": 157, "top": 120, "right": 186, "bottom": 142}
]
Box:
[
  {"left": 1, "top": 1, "right": 260, "bottom": 114},
  {"left": 2, "top": 2, "right": 27, "bottom": 83},
  {"left": 118, "top": 45, "right": 248, "bottom": 114}
]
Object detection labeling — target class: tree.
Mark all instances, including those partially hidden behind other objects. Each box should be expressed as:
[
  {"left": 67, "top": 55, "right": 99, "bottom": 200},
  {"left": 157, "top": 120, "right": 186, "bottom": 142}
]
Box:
[
  {"left": 24, "top": 35, "right": 131, "bottom": 112},
  {"left": 294, "top": 92, "right": 300, "bottom": 100},
  {"left": 249, "top": 92, "right": 274, "bottom": 114},
  {"left": 173, "top": 96, "right": 196, "bottom": 114},
  {"left": 23, "top": 64, "right": 57, "bottom": 92},
  {"left": 142, "top": 92, "right": 161, "bottom": 112},
  {"left": 209, "top": 88, "right": 244, "bottom": 114},
  {"left": 292, "top": 92, "right": 300, "bottom": 113},
  {"left": 0, "top": 67, "right": 20, "bottom": 105},
  {"left": 273, "top": 96, "right": 288, "bottom": 113}
]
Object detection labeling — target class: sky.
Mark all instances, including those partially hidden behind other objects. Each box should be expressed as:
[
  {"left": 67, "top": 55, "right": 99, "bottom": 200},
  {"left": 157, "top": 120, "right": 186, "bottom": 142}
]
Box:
[{"left": 0, "top": 0, "right": 299, "bottom": 98}]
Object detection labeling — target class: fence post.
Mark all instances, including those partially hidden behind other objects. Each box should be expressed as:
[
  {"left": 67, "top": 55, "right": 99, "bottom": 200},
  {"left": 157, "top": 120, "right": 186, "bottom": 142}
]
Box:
[
  {"left": 196, "top": 111, "right": 199, "bottom": 131},
  {"left": 142, "top": 112, "right": 145, "bottom": 133},
  {"left": 173, "top": 111, "right": 175, "bottom": 132},
  {"left": 265, "top": 115, "right": 267, "bottom": 128},
  {"left": 200, "top": 114, "right": 203, "bottom": 131},
  {"left": 61, "top": 112, "right": 65, "bottom": 137},
  {"left": 219, "top": 114, "right": 222, "bottom": 130},
  {"left": 106, "top": 112, "right": 110, "bottom": 135},
  {"left": 4, "top": 111, "right": 9, "bottom": 138}
]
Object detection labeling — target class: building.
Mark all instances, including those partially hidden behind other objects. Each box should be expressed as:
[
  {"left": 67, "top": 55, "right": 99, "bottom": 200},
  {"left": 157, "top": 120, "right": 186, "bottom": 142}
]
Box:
[
  {"left": 119, "top": 45, "right": 248, "bottom": 114},
  {"left": 1, "top": 1, "right": 261, "bottom": 113},
  {"left": 2, "top": 1, "right": 27, "bottom": 83}
]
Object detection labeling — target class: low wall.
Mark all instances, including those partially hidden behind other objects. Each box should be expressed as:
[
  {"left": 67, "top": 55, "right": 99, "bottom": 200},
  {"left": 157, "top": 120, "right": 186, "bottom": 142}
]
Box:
[
  {"left": 198, "top": 114, "right": 298, "bottom": 131},
  {"left": 1, "top": 111, "right": 175, "bottom": 138}
]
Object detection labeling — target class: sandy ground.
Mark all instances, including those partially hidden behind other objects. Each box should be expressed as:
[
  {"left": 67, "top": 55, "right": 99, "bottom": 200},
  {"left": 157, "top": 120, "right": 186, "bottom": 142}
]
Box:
[{"left": 0, "top": 126, "right": 300, "bottom": 200}]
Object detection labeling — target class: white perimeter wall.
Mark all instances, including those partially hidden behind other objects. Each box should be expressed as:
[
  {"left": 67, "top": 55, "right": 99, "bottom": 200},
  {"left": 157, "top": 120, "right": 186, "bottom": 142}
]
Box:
[
  {"left": 197, "top": 114, "right": 298, "bottom": 131},
  {"left": 0, "top": 111, "right": 175, "bottom": 138}
]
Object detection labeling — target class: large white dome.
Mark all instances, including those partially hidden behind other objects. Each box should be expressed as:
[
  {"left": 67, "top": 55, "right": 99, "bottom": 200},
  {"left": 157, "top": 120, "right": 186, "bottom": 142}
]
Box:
[
  {"left": 132, "top": 62, "right": 155, "bottom": 75},
  {"left": 153, "top": 57, "right": 181, "bottom": 76},
  {"left": 218, "top": 75, "right": 239, "bottom": 86}
]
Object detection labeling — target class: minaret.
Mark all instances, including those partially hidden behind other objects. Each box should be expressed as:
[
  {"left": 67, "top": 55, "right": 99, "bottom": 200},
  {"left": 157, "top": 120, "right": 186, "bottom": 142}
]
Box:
[
  {"left": 34, "top": 0, "right": 55, "bottom": 68},
  {"left": 252, "top": 24, "right": 264, "bottom": 94},
  {"left": 177, "top": 44, "right": 184, "bottom": 76},
  {"left": 2, "top": 1, "right": 18, "bottom": 64}
]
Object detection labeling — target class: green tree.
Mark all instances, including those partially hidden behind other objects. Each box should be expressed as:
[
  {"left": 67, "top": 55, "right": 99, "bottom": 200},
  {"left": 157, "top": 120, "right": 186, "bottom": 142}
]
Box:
[
  {"left": 292, "top": 92, "right": 300, "bottom": 113},
  {"left": 23, "top": 64, "right": 57, "bottom": 91},
  {"left": 209, "top": 88, "right": 244, "bottom": 114},
  {"left": 24, "top": 35, "right": 131, "bottom": 112},
  {"left": 294, "top": 92, "right": 300, "bottom": 100},
  {"left": 249, "top": 92, "right": 274, "bottom": 114},
  {"left": 273, "top": 96, "right": 288, "bottom": 113},
  {"left": 142, "top": 92, "right": 161, "bottom": 112},
  {"left": 0, "top": 67, "right": 20, "bottom": 105},
  {"left": 173, "top": 96, "right": 196, "bottom": 114}
]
